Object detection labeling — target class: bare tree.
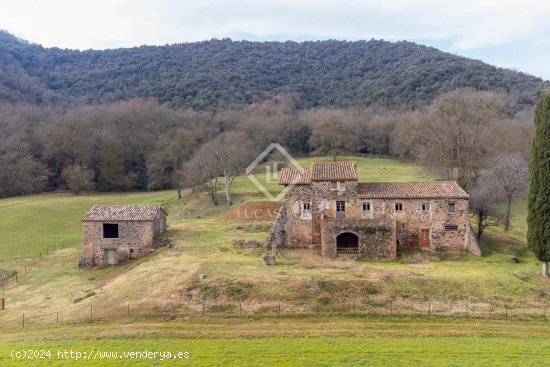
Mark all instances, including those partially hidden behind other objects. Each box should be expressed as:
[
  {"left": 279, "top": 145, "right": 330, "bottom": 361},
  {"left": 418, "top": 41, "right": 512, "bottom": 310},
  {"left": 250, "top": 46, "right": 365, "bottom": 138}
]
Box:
[
  {"left": 308, "top": 110, "right": 359, "bottom": 161},
  {"left": 211, "top": 132, "right": 254, "bottom": 206},
  {"left": 469, "top": 170, "right": 504, "bottom": 240},
  {"left": 183, "top": 148, "right": 221, "bottom": 205},
  {"left": 399, "top": 89, "right": 504, "bottom": 190},
  {"left": 62, "top": 164, "right": 95, "bottom": 194},
  {"left": 482, "top": 153, "right": 529, "bottom": 231}
]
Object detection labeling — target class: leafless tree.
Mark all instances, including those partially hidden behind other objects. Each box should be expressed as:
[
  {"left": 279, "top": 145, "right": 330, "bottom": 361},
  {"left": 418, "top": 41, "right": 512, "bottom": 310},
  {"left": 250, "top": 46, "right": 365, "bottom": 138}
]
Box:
[
  {"left": 62, "top": 164, "right": 95, "bottom": 194},
  {"left": 481, "top": 153, "right": 529, "bottom": 231},
  {"left": 183, "top": 147, "right": 221, "bottom": 206},
  {"left": 397, "top": 89, "right": 504, "bottom": 190},
  {"left": 469, "top": 170, "right": 504, "bottom": 240}
]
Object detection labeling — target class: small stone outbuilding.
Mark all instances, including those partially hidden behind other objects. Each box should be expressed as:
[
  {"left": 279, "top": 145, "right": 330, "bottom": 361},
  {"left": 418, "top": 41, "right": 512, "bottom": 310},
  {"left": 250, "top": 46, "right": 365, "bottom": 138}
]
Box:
[
  {"left": 79, "top": 205, "right": 167, "bottom": 267},
  {"left": 266, "top": 161, "right": 480, "bottom": 260}
]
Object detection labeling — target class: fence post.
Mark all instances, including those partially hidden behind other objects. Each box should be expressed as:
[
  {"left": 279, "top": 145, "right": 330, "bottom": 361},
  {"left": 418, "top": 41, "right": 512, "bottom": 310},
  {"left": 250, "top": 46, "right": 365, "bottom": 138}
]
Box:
[
  {"left": 202, "top": 301, "right": 205, "bottom": 316},
  {"left": 390, "top": 301, "right": 393, "bottom": 315},
  {"left": 428, "top": 301, "right": 431, "bottom": 316},
  {"left": 128, "top": 302, "right": 130, "bottom": 317},
  {"left": 505, "top": 304, "right": 508, "bottom": 320},
  {"left": 15, "top": 273, "right": 17, "bottom": 283},
  {"left": 90, "top": 305, "right": 93, "bottom": 320},
  {"left": 22, "top": 313, "right": 25, "bottom": 328},
  {"left": 56, "top": 312, "right": 59, "bottom": 323}
]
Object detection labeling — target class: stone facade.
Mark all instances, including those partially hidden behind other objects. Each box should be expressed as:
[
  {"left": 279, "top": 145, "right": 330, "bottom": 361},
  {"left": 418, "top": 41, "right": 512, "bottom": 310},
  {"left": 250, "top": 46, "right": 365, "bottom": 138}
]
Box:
[
  {"left": 79, "top": 205, "right": 167, "bottom": 267},
  {"left": 267, "top": 161, "right": 481, "bottom": 259}
]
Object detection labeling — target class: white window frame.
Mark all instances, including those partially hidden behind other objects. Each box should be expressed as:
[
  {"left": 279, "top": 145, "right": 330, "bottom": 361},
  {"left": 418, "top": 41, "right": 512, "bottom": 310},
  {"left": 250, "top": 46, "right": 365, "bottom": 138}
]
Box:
[
  {"left": 394, "top": 202, "right": 404, "bottom": 213},
  {"left": 421, "top": 202, "right": 430, "bottom": 213},
  {"left": 301, "top": 201, "right": 312, "bottom": 220},
  {"left": 448, "top": 202, "right": 456, "bottom": 214},
  {"left": 362, "top": 201, "right": 372, "bottom": 215}
]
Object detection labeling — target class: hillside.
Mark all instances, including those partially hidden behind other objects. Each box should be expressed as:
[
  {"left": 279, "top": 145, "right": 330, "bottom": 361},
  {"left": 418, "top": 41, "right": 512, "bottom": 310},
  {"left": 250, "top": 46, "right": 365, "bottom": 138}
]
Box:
[
  {"left": 0, "top": 157, "right": 546, "bottom": 325},
  {"left": 1, "top": 30, "right": 548, "bottom": 109}
]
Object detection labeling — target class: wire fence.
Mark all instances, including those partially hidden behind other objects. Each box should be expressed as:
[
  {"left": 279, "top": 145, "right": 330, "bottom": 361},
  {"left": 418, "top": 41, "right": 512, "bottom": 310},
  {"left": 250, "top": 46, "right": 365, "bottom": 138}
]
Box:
[
  {"left": 0, "top": 298, "right": 547, "bottom": 329},
  {"left": 0, "top": 239, "right": 77, "bottom": 291}
]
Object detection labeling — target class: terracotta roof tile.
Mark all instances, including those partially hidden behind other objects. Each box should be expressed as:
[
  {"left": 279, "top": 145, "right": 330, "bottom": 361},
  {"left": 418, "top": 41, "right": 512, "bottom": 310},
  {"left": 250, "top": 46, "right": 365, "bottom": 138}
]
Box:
[
  {"left": 83, "top": 205, "right": 166, "bottom": 221},
  {"left": 311, "top": 161, "right": 357, "bottom": 181},
  {"left": 358, "top": 181, "right": 468, "bottom": 199},
  {"left": 279, "top": 168, "right": 311, "bottom": 185}
]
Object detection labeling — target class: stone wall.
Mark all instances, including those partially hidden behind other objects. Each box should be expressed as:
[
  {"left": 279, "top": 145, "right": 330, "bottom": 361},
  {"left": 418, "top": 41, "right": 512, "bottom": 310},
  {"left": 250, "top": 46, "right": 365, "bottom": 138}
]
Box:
[
  {"left": 282, "top": 184, "right": 313, "bottom": 248},
  {"left": 363, "top": 198, "right": 471, "bottom": 251},
  {"left": 320, "top": 217, "right": 396, "bottom": 259},
  {"left": 271, "top": 180, "right": 480, "bottom": 259},
  {"left": 80, "top": 220, "right": 155, "bottom": 267},
  {"left": 265, "top": 203, "right": 286, "bottom": 250}
]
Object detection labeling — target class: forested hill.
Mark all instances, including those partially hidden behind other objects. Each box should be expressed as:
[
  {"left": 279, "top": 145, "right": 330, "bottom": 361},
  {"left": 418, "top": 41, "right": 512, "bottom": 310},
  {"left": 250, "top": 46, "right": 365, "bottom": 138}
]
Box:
[{"left": 1, "top": 30, "right": 548, "bottom": 110}]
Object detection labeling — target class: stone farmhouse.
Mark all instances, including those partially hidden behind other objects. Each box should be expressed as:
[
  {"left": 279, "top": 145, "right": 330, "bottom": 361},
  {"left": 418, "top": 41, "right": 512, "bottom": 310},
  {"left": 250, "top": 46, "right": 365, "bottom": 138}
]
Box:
[
  {"left": 266, "top": 161, "right": 480, "bottom": 259},
  {"left": 79, "top": 205, "right": 167, "bottom": 267}
]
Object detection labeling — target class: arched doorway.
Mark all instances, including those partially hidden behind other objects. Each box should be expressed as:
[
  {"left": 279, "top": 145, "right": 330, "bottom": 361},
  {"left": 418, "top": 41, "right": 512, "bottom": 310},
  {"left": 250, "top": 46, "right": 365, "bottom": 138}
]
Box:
[{"left": 336, "top": 232, "right": 359, "bottom": 254}]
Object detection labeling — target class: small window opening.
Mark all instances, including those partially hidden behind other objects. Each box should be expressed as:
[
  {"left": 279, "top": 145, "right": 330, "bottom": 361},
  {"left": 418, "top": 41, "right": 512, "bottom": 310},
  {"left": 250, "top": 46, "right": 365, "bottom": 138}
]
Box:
[
  {"left": 130, "top": 248, "right": 134, "bottom": 253},
  {"left": 362, "top": 202, "right": 371, "bottom": 212},
  {"left": 302, "top": 202, "right": 311, "bottom": 213},
  {"left": 421, "top": 202, "right": 430, "bottom": 213},
  {"left": 103, "top": 223, "right": 119, "bottom": 238},
  {"left": 330, "top": 181, "right": 339, "bottom": 190},
  {"left": 394, "top": 202, "right": 403, "bottom": 213},
  {"left": 448, "top": 202, "right": 456, "bottom": 213},
  {"left": 444, "top": 224, "right": 458, "bottom": 231}
]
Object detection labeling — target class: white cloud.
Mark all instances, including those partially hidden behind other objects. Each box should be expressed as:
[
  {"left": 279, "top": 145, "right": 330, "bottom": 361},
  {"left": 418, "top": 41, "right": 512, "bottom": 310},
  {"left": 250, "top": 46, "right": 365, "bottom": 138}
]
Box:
[{"left": 0, "top": 0, "right": 549, "bottom": 78}]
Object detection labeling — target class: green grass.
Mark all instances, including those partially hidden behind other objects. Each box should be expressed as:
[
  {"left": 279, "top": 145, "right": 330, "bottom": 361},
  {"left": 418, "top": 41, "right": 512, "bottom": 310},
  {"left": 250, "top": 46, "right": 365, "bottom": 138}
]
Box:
[
  {"left": 0, "top": 191, "right": 176, "bottom": 260},
  {"left": 0, "top": 155, "right": 548, "bottom": 366},
  {"left": 0, "top": 317, "right": 549, "bottom": 366}
]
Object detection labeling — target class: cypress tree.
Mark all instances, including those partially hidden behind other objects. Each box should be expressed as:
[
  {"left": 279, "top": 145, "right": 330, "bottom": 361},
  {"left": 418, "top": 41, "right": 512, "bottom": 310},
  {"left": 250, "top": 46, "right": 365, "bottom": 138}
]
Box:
[{"left": 527, "top": 93, "right": 550, "bottom": 277}]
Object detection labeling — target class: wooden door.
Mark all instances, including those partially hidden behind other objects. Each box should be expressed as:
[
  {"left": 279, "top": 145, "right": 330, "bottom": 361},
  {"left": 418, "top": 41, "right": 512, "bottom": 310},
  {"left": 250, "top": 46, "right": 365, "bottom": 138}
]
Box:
[
  {"left": 420, "top": 229, "right": 430, "bottom": 248},
  {"left": 107, "top": 250, "right": 115, "bottom": 265}
]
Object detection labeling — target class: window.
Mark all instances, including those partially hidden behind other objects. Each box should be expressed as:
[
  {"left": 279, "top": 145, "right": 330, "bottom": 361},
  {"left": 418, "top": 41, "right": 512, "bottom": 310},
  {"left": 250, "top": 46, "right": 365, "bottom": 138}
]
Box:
[
  {"left": 362, "top": 202, "right": 371, "bottom": 213},
  {"left": 444, "top": 224, "right": 458, "bottom": 231},
  {"left": 302, "top": 202, "right": 311, "bottom": 213},
  {"left": 448, "top": 202, "right": 456, "bottom": 214},
  {"left": 103, "top": 223, "right": 119, "bottom": 238},
  {"left": 394, "top": 202, "right": 403, "bottom": 213},
  {"left": 421, "top": 202, "right": 430, "bottom": 213},
  {"left": 336, "top": 201, "right": 346, "bottom": 218},
  {"left": 330, "top": 181, "right": 340, "bottom": 190}
]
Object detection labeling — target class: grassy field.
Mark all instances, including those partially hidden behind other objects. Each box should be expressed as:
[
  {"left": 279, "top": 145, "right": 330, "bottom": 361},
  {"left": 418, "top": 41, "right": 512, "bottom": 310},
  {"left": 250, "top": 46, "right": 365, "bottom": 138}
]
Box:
[
  {"left": 0, "top": 317, "right": 549, "bottom": 366},
  {"left": 0, "top": 155, "right": 548, "bottom": 366}
]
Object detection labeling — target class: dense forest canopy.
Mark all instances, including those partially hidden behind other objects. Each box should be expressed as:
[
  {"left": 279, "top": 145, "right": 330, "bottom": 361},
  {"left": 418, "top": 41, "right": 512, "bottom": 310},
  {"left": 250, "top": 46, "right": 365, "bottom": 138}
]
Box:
[{"left": 1, "top": 30, "right": 548, "bottom": 110}]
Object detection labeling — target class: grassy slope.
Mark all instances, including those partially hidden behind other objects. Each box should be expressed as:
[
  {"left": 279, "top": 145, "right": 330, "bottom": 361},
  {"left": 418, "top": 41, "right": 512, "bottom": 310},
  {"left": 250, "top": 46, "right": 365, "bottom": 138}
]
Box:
[{"left": 0, "top": 156, "right": 548, "bottom": 366}]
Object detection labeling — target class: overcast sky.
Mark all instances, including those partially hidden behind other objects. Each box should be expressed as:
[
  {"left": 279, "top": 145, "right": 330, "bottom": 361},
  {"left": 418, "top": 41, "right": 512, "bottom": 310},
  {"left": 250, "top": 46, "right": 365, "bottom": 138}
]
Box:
[{"left": 1, "top": 0, "right": 549, "bottom": 80}]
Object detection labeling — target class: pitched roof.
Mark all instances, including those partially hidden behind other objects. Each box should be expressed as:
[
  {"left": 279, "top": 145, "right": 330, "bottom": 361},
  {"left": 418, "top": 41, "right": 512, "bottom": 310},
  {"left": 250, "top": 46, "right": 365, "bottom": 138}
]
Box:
[
  {"left": 279, "top": 168, "right": 312, "bottom": 185},
  {"left": 311, "top": 161, "right": 358, "bottom": 181},
  {"left": 82, "top": 205, "right": 166, "bottom": 221},
  {"left": 357, "top": 181, "right": 469, "bottom": 199}
]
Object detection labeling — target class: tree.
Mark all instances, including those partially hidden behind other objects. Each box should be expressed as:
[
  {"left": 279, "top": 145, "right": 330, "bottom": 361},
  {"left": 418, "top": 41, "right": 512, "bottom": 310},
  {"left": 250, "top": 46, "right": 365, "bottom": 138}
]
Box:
[
  {"left": 309, "top": 110, "right": 358, "bottom": 161},
  {"left": 211, "top": 132, "right": 254, "bottom": 206},
  {"left": 482, "top": 153, "right": 529, "bottom": 231},
  {"left": 527, "top": 93, "right": 550, "bottom": 278},
  {"left": 400, "top": 90, "right": 503, "bottom": 190},
  {"left": 183, "top": 146, "right": 222, "bottom": 206},
  {"left": 62, "top": 164, "right": 95, "bottom": 194},
  {"left": 469, "top": 171, "right": 503, "bottom": 241}
]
